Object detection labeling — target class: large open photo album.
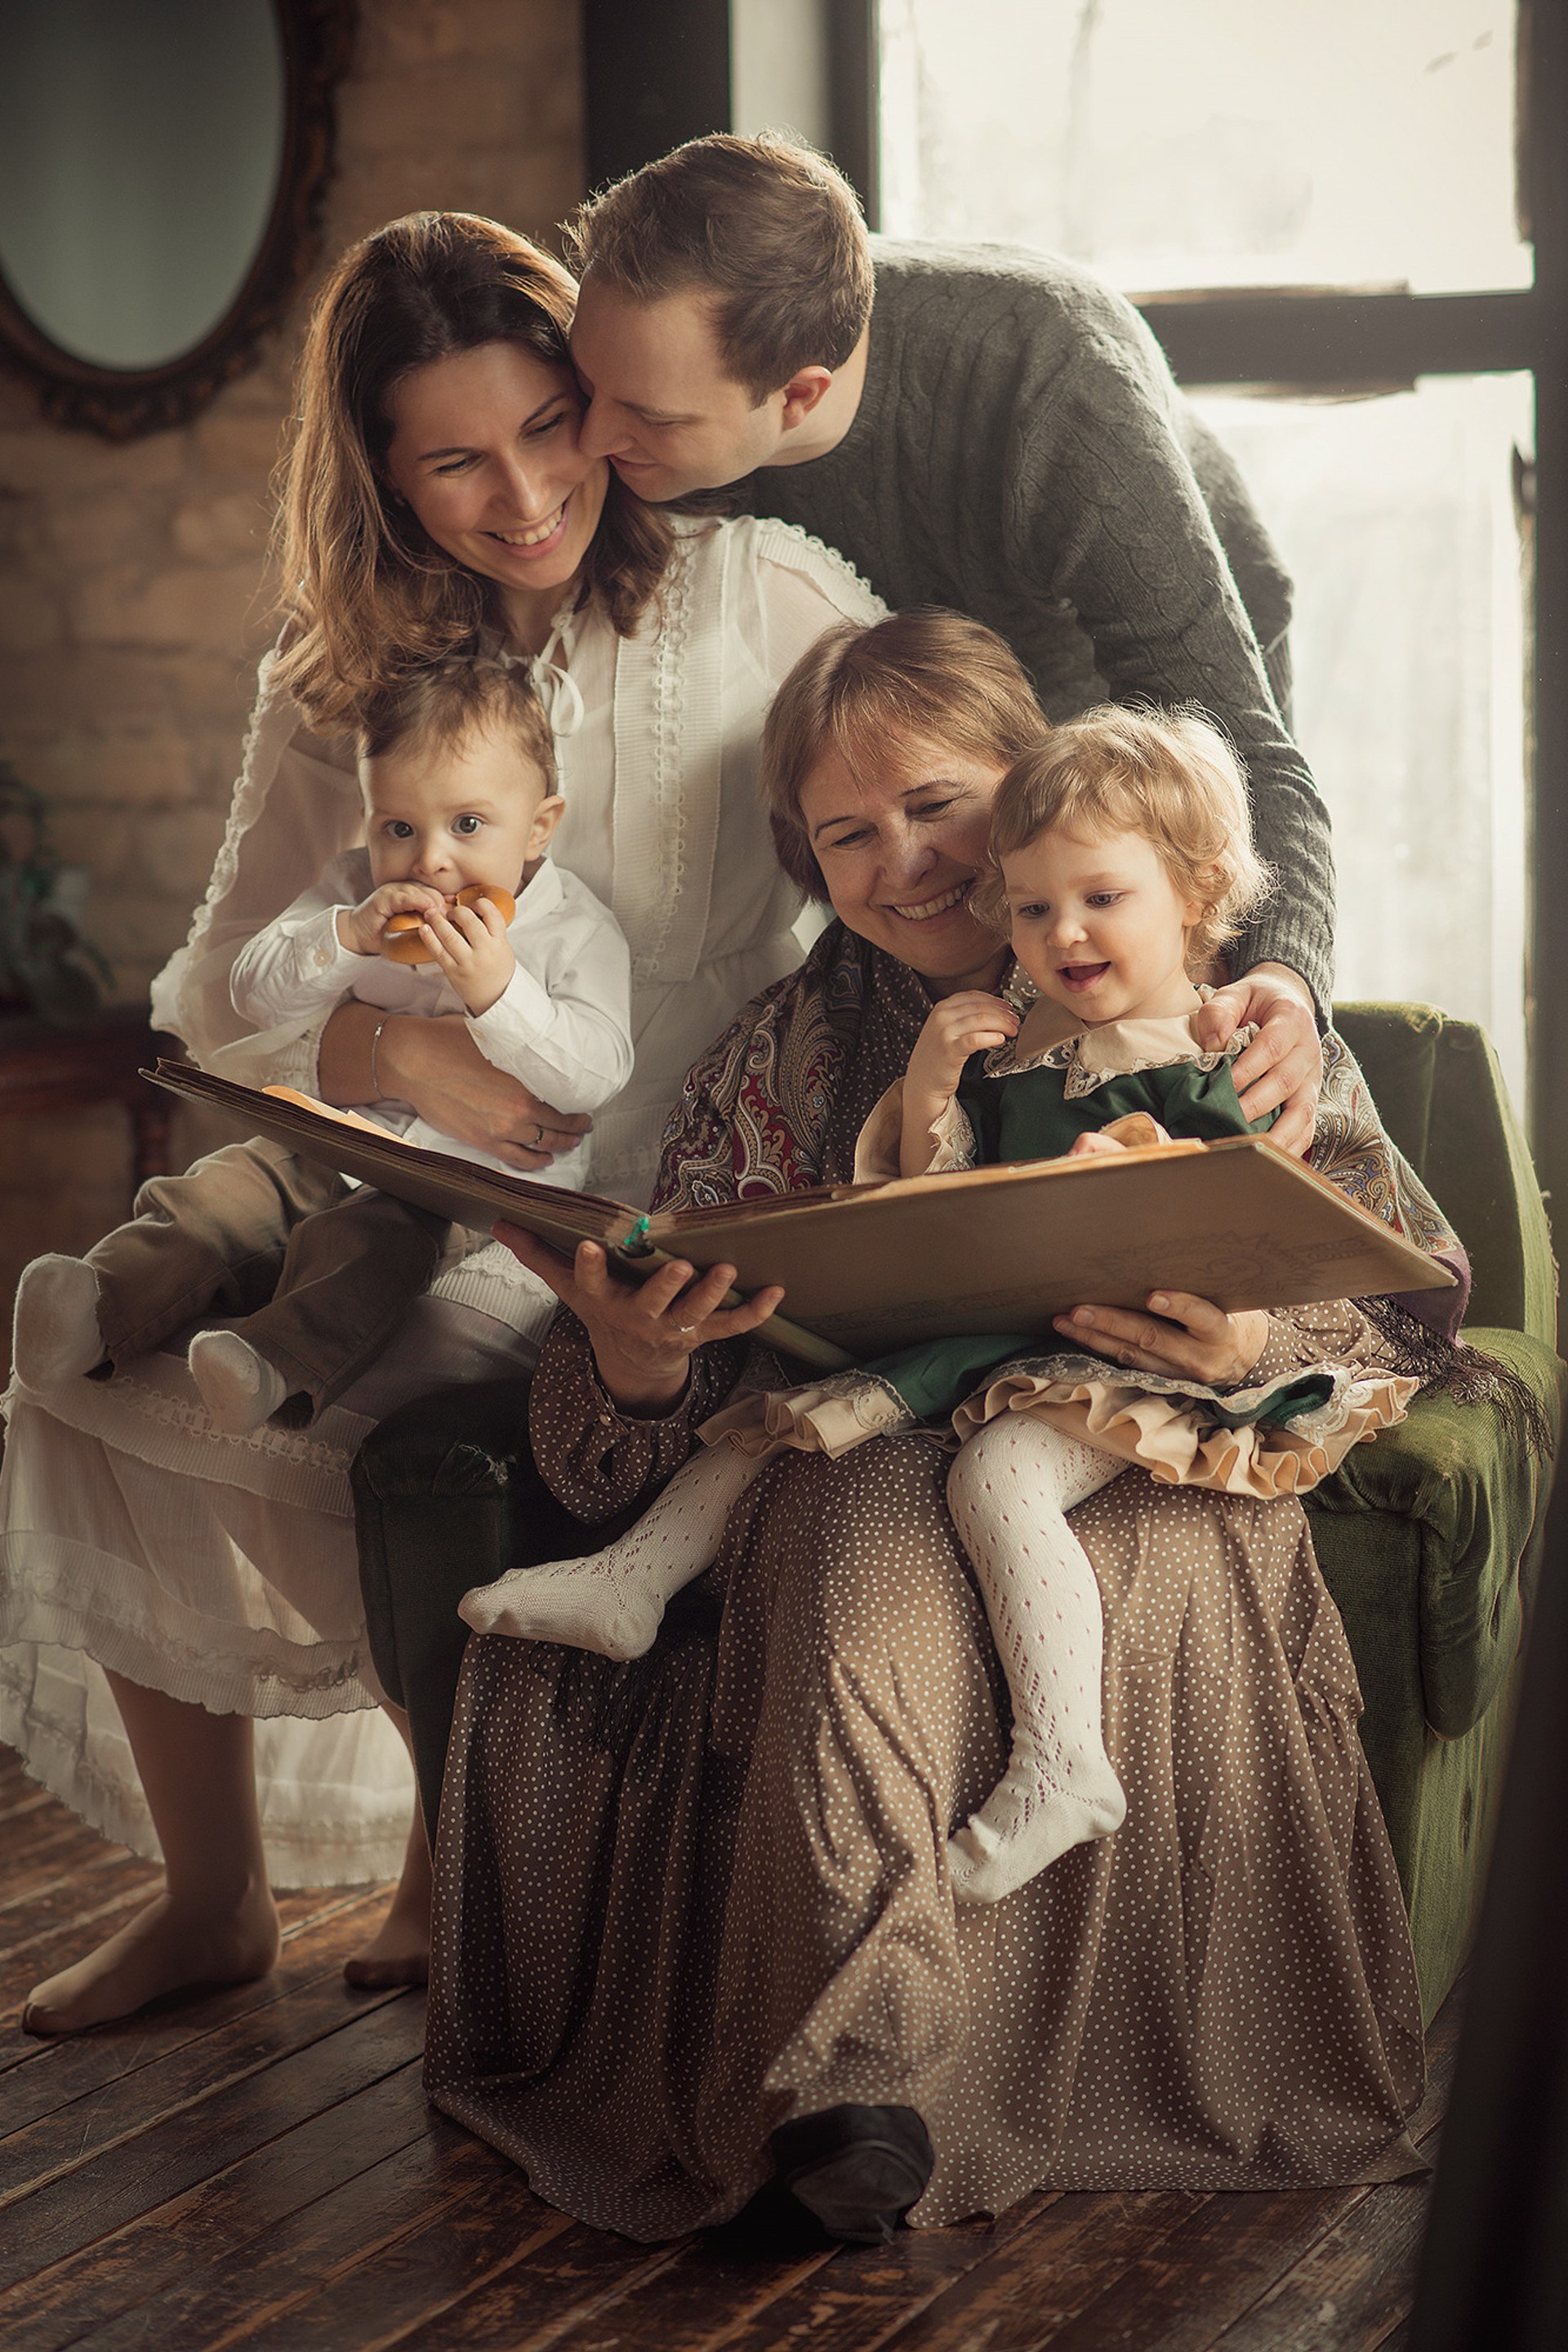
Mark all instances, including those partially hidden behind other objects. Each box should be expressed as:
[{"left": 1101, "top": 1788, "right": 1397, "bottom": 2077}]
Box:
[{"left": 145, "top": 1061, "right": 1454, "bottom": 1371}]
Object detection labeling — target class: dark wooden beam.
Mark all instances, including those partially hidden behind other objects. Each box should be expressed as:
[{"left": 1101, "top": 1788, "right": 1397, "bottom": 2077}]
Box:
[
  {"left": 582, "top": 2, "right": 877, "bottom": 223},
  {"left": 1138, "top": 288, "right": 1549, "bottom": 390},
  {"left": 581, "top": 0, "right": 731, "bottom": 194},
  {"left": 827, "top": 0, "right": 879, "bottom": 226}
]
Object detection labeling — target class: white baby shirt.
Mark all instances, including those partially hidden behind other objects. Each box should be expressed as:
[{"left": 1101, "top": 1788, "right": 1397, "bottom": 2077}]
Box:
[{"left": 228, "top": 851, "right": 633, "bottom": 1192}]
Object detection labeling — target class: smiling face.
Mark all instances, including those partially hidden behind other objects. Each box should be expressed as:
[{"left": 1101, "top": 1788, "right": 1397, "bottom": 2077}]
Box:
[
  {"left": 1003, "top": 826, "right": 1204, "bottom": 1026},
  {"left": 798, "top": 737, "right": 1009, "bottom": 994},
  {"left": 570, "top": 278, "right": 795, "bottom": 501},
  {"left": 362, "top": 722, "right": 564, "bottom": 900},
  {"left": 381, "top": 341, "right": 610, "bottom": 641}
]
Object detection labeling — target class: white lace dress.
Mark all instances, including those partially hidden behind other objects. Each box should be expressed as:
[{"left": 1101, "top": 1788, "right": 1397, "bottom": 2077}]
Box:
[{"left": 0, "top": 517, "right": 882, "bottom": 1883}]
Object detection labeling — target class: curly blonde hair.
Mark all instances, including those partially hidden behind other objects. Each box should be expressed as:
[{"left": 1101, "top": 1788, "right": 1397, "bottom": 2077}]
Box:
[
  {"left": 974, "top": 704, "right": 1273, "bottom": 969},
  {"left": 270, "top": 212, "right": 671, "bottom": 737}
]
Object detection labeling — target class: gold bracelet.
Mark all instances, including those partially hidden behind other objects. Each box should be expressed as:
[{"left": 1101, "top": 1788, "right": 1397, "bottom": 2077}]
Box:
[{"left": 368, "top": 1015, "right": 390, "bottom": 1101}]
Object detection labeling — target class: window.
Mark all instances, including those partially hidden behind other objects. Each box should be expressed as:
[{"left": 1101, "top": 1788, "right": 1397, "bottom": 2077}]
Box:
[
  {"left": 1192, "top": 377, "right": 1531, "bottom": 1102},
  {"left": 878, "top": 0, "right": 1528, "bottom": 297},
  {"left": 878, "top": 0, "right": 1552, "bottom": 1143}
]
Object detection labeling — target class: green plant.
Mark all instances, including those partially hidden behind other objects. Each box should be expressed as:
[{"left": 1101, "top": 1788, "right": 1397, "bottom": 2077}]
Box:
[{"left": 0, "top": 758, "right": 115, "bottom": 1024}]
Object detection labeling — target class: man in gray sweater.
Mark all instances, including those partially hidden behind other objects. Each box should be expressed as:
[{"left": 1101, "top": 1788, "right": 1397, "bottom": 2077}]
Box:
[{"left": 567, "top": 135, "right": 1330, "bottom": 1151}]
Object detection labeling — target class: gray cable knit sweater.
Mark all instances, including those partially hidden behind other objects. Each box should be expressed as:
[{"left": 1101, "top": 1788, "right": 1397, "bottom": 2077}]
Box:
[{"left": 754, "top": 238, "right": 1334, "bottom": 1013}]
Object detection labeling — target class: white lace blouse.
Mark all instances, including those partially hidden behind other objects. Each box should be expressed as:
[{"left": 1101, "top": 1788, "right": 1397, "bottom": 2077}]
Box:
[{"left": 153, "top": 515, "right": 884, "bottom": 1209}]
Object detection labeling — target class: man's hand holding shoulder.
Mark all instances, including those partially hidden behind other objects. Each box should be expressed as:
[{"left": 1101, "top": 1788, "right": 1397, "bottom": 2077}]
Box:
[{"left": 1192, "top": 961, "right": 1322, "bottom": 1157}]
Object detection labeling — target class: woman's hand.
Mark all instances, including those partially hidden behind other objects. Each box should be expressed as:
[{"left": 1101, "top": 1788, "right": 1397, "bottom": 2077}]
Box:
[
  {"left": 386, "top": 1018, "right": 588, "bottom": 1167},
  {"left": 1191, "top": 963, "right": 1322, "bottom": 1156},
  {"left": 495, "top": 1226, "right": 786, "bottom": 1414},
  {"left": 318, "top": 1002, "right": 589, "bottom": 1171},
  {"left": 1053, "top": 1290, "right": 1269, "bottom": 1387},
  {"left": 901, "top": 991, "right": 1018, "bottom": 1175}
]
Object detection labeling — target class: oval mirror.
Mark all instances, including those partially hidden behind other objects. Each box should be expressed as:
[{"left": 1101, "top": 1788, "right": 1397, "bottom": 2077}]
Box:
[{"left": 0, "top": 0, "right": 354, "bottom": 439}]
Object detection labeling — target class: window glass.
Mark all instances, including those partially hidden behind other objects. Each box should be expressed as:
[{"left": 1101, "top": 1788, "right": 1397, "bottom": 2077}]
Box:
[
  {"left": 879, "top": 0, "right": 1529, "bottom": 296},
  {"left": 1192, "top": 377, "right": 1533, "bottom": 1105}
]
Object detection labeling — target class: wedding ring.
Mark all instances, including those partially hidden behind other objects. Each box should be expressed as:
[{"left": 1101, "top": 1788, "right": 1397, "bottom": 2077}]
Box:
[
  {"left": 529, "top": 1122, "right": 545, "bottom": 1147},
  {"left": 673, "top": 1322, "right": 697, "bottom": 1335}
]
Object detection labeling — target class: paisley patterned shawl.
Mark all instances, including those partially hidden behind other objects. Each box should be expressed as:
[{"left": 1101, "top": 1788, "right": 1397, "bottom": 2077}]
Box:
[
  {"left": 1314, "top": 1030, "right": 1459, "bottom": 1258},
  {"left": 651, "top": 922, "right": 929, "bottom": 1209}
]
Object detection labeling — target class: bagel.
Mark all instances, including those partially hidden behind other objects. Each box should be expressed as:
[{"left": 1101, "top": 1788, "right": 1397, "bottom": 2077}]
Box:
[
  {"left": 454, "top": 882, "right": 516, "bottom": 923},
  {"left": 380, "top": 882, "right": 516, "bottom": 963},
  {"left": 380, "top": 911, "right": 432, "bottom": 964}
]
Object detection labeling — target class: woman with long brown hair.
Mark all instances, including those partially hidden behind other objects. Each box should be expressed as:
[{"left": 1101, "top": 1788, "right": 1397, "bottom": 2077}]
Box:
[{"left": 0, "top": 211, "right": 881, "bottom": 2034}]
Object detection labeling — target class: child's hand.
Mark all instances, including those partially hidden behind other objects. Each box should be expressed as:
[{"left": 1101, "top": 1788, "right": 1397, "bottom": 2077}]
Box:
[
  {"left": 1065, "top": 1113, "right": 1168, "bottom": 1159},
  {"left": 907, "top": 991, "right": 1018, "bottom": 1098},
  {"left": 408, "top": 893, "right": 518, "bottom": 1017},
  {"left": 336, "top": 881, "right": 446, "bottom": 958},
  {"left": 901, "top": 991, "right": 1018, "bottom": 1177}
]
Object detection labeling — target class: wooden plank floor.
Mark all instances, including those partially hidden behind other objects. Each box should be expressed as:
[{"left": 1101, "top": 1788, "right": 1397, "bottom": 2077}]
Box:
[{"left": 0, "top": 1740, "right": 1454, "bottom": 2352}]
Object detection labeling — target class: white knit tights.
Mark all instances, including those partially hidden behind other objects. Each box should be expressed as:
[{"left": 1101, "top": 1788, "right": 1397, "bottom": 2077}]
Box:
[
  {"left": 945, "top": 1415, "right": 1127, "bottom": 1904},
  {"left": 458, "top": 1441, "right": 764, "bottom": 1661},
  {"left": 460, "top": 1409, "right": 1129, "bottom": 1905}
]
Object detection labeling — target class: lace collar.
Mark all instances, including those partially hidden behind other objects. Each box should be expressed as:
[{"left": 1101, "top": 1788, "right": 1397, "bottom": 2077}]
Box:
[{"left": 982, "top": 973, "right": 1254, "bottom": 1097}]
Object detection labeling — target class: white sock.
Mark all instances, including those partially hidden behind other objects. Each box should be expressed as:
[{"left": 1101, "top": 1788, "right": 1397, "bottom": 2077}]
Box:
[
  {"left": 459, "top": 1441, "right": 764, "bottom": 1661},
  {"left": 187, "top": 1329, "right": 291, "bottom": 1436},
  {"left": 11, "top": 1255, "right": 107, "bottom": 1389},
  {"left": 945, "top": 1417, "right": 1128, "bottom": 1904}
]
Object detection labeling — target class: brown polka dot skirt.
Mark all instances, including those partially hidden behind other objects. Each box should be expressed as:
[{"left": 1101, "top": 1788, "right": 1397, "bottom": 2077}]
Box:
[{"left": 425, "top": 1379, "right": 1425, "bottom": 2240}]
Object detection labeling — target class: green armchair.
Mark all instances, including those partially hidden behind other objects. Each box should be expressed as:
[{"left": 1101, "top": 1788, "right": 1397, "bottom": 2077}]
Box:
[{"left": 1306, "top": 1004, "right": 1562, "bottom": 2020}]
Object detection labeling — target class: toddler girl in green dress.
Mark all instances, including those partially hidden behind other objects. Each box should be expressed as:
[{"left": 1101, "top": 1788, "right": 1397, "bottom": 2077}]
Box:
[{"left": 464, "top": 707, "right": 1416, "bottom": 1902}]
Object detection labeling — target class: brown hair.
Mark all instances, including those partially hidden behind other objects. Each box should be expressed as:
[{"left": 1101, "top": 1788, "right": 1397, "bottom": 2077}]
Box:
[
  {"left": 760, "top": 609, "right": 1047, "bottom": 900},
  {"left": 567, "top": 134, "right": 872, "bottom": 402},
  {"left": 359, "top": 656, "right": 557, "bottom": 794},
  {"left": 271, "top": 212, "right": 670, "bottom": 736},
  {"left": 976, "top": 704, "right": 1273, "bottom": 967}
]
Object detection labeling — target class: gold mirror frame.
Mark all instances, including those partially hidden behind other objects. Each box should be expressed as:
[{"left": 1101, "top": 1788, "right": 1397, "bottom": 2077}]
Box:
[{"left": 0, "top": 0, "right": 357, "bottom": 442}]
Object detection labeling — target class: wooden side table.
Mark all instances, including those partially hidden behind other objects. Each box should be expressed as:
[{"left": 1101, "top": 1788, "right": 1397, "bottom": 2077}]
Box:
[{"left": 0, "top": 1009, "right": 177, "bottom": 1199}]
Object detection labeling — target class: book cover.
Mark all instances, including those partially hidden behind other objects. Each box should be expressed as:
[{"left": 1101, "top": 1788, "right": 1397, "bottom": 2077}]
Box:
[{"left": 145, "top": 1061, "right": 1454, "bottom": 1368}]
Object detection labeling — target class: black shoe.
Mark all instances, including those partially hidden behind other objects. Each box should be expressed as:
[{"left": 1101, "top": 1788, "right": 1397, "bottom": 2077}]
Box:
[{"left": 770, "top": 2103, "right": 935, "bottom": 2244}]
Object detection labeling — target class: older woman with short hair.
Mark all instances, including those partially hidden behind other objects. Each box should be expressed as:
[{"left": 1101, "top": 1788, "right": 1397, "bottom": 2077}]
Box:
[{"left": 421, "top": 607, "right": 1452, "bottom": 2242}]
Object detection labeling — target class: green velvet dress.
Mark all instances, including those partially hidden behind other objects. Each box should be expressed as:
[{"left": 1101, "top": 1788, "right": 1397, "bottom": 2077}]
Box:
[{"left": 861, "top": 1033, "right": 1278, "bottom": 1426}]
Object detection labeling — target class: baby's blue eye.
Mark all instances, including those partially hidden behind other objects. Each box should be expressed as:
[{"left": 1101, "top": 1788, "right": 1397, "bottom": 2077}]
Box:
[
  {"left": 385, "top": 820, "right": 414, "bottom": 839},
  {"left": 452, "top": 813, "right": 483, "bottom": 836}
]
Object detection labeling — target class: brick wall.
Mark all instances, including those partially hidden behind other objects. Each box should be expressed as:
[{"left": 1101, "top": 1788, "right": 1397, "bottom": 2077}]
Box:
[{"left": 0, "top": 0, "right": 586, "bottom": 1343}]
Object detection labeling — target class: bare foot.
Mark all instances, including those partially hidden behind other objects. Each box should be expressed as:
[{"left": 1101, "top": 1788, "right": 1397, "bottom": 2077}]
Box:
[
  {"left": 22, "top": 1878, "right": 281, "bottom": 2036},
  {"left": 342, "top": 1811, "right": 431, "bottom": 1990}
]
